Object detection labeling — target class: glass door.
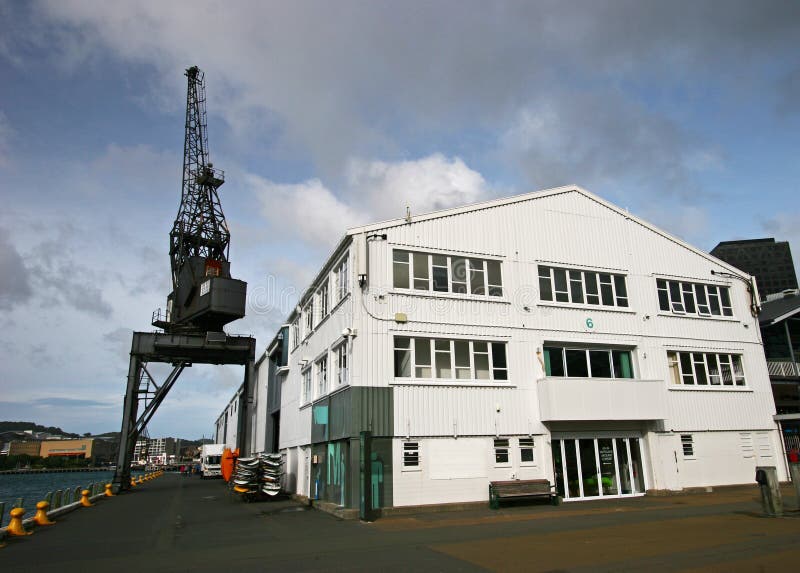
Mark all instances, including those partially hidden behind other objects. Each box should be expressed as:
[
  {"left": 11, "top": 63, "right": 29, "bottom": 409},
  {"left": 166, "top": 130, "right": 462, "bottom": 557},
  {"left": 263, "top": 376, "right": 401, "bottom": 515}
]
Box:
[{"left": 553, "top": 436, "right": 646, "bottom": 500}]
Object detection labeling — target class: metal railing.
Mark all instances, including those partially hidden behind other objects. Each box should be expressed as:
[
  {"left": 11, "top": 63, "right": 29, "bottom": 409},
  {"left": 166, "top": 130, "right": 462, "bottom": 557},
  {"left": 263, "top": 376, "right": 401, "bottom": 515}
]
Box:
[{"left": 767, "top": 360, "right": 800, "bottom": 377}]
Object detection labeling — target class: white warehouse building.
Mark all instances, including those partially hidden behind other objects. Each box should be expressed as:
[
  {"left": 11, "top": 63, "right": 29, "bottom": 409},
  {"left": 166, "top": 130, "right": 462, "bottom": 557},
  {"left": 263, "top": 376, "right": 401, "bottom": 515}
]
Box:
[{"left": 220, "top": 185, "right": 785, "bottom": 513}]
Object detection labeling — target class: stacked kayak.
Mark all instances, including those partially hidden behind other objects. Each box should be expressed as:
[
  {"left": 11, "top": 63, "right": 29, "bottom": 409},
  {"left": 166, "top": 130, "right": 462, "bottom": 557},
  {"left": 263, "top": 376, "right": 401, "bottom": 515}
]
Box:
[{"left": 231, "top": 453, "right": 283, "bottom": 498}]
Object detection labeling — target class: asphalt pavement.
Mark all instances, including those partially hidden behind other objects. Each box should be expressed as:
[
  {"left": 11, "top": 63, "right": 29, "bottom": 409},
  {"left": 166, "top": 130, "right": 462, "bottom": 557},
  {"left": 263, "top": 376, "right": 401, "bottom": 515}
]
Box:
[{"left": 1, "top": 473, "right": 799, "bottom": 572}]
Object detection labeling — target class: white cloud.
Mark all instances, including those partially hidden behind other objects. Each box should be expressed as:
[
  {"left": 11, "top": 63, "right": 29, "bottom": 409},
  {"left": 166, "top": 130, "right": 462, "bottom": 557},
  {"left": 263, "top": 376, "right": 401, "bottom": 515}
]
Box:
[
  {"left": 345, "top": 154, "right": 489, "bottom": 222},
  {"left": 251, "top": 176, "right": 361, "bottom": 247},
  {"left": 249, "top": 154, "right": 490, "bottom": 249}
]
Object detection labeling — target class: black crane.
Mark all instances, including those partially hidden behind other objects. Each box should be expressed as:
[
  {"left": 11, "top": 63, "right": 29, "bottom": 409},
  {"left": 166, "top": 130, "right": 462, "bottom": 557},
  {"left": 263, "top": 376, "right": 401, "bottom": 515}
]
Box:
[
  {"left": 155, "top": 65, "right": 246, "bottom": 334},
  {"left": 112, "top": 67, "right": 255, "bottom": 492}
]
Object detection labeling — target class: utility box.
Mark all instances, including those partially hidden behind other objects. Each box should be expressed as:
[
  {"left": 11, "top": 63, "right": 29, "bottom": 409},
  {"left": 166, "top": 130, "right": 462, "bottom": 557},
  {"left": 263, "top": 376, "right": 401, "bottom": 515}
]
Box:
[{"left": 755, "top": 466, "right": 783, "bottom": 517}]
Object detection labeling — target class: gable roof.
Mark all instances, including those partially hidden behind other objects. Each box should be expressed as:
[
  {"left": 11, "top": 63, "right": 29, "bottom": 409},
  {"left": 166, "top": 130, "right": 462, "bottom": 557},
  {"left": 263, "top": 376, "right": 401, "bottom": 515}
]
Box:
[{"left": 346, "top": 184, "right": 753, "bottom": 281}]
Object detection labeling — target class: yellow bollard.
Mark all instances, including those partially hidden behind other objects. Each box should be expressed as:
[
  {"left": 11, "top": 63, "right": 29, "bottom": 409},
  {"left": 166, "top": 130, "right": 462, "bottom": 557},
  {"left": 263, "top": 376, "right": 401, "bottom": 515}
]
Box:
[
  {"left": 130, "top": 477, "right": 137, "bottom": 487},
  {"left": 6, "top": 508, "right": 32, "bottom": 536},
  {"left": 80, "top": 490, "right": 93, "bottom": 507},
  {"left": 137, "top": 475, "right": 144, "bottom": 485},
  {"left": 104, "top": 483, "right": 114, "bottom": 497},
  {"left": 33, "top": 501, "right": 55, "bottom": 526}
]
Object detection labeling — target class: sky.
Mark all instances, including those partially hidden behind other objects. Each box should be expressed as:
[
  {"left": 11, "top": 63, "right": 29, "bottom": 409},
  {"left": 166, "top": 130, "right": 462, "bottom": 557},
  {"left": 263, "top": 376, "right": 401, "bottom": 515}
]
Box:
[{"left": 1, "top": 1, "right": 799, "bottom": 439}]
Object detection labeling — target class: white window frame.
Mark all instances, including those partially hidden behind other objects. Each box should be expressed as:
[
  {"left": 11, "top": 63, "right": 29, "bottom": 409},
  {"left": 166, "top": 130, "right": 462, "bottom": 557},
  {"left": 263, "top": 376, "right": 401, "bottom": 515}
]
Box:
[
  {"left": 519, "top": 437, "right": 536, "bottom": 466},
  {"left": 317, "top": 280, "right": 329, "bottom": 321},
  {"left": 657, "top": 278, "right": 733, "bottom": 318},
  {"left": 392, "top": 249, "right": 503, "bottom": 298},
  {"left": 538, "top": 265, "right": 629, "bottom": 308},
  {"left": 304, "top": 301, "right": 314, "bottom": 337},
  {"left": 667, "top": 351, "right": 746, "bottom": 387},
  {"left": 493, "top": 438, "right": 511, "bottom": 467},
  {"left": 334, "top": 255, "right": 349, "bottom": 303},
  {"left": 402, "top": 441, "right": 420, "bottom": 471},
  {"left": 301, "top": 367, "right": 312, "bottom": 405},
  {"left": 393, "top": 336, "right": 508, "bottom": 382},
  {"left": 681, "top": 434, "right": 695, "bottom": 459},
  {"left": 316, "top": 355, "right": 328, "bottom": 398},
  {"left": 291, "top": 318, "right": 300, "bottom": 350},
  {"left": 335, "top": 340, "right": 349, "bottom": 387}
]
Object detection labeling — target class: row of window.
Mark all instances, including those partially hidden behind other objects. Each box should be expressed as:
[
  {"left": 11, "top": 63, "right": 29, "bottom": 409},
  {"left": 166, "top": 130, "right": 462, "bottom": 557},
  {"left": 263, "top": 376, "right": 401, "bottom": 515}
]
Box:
[
  {"left": 394, "top": 336, "right": 508, "bottom": 381},
  {"left": 301, "top": 340, "right": 349, "bottom": 404},
  {"left": 291, "top": 249, "right": 737, "bottom": 352},
  {"left": 402, "top": 437, "right": 536, "bottom": 470},
  {"left": 292, "top": 255, "right": 350, "bottom": 349},
  {"left": 393, "top": 250, "right": 503, "bottom": 296},
  {"left": 391, "top": 338, "right": 748, "bottom": 387}
]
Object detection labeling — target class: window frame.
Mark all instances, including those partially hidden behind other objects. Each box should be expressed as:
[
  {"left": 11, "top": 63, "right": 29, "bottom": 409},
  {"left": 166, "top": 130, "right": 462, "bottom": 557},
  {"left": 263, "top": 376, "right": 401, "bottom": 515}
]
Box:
[
  {"left": 519, "top": 437, "right": 536, "bottom": 466},
  {"left": 402, "top": 441, "right": 421, "bottom": 471},
  {"left": 681, "top": 434, "right": 695, "bottom": 459},
  {"left": 657, "top": 278, "right": 733, "bottom": 318},
  {"left": 304, "top": 301, "right": 314, "bottom": 337},
  {"left": 393, "top": 336, "right": 509, "bottom": 383},
  {"left": 543, "top": 346, "right": 635, "bottom": 379},
  {"left": 334, "top": 254, "right": 350, "bottom": 303},
  {"left": 317, "top": 280, "right": 329, "bottom": 321},
  {"left": 335, "top": 340, "right": 349, "bottom": 387},
  {"left": 539, "top": 265, "right": 629, "bottom": 309},
  {"left": 493, "top": 438, "right": 511, "bottom": 467},
  {"left": 667, "top": 350, "right": 746, "bottom": 388},
  {"left": 392, "top": 249, "right": 504, "bottom": 298},
  {"left": 291, "top": 318, "right": 300, "bottom": 350},
  {"left": 301, "top": 367, "right": 312, "bottom": 405},
  {"left": 316, "top": 355, "right": 328, "bottom": 398}
]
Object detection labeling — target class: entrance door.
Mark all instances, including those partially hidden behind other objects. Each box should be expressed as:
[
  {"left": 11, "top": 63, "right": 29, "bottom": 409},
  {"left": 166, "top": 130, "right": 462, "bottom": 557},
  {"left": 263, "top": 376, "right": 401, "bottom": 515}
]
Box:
[{"left": 552, "top": 436, "right": 647, "bottom": 500}]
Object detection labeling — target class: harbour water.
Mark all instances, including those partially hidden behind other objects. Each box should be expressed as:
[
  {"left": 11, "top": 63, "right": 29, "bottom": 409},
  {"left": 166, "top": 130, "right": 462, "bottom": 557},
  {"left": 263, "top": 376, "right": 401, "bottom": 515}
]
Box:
[{"left": 0, "top": 470, "right": 143, "bottom": 527}]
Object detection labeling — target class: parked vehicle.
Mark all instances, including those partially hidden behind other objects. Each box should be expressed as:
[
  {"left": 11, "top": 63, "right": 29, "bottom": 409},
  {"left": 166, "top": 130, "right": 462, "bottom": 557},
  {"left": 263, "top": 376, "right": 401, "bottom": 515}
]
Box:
[{"left": 200, "top": 444, "right": 225, "bottom": 478}]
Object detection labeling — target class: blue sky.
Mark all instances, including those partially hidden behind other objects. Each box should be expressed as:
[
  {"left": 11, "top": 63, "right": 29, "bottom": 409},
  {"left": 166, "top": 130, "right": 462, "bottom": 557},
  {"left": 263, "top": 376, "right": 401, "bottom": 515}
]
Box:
[{"left": 1, "top": 1, "right": 798, "bottom": 439}]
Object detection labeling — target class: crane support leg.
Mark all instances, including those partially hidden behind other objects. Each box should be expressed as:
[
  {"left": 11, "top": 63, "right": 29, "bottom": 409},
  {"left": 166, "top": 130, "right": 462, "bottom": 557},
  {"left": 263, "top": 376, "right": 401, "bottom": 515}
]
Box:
[{"left": 111, "top": 331, "right": 256, "bottom": 493}]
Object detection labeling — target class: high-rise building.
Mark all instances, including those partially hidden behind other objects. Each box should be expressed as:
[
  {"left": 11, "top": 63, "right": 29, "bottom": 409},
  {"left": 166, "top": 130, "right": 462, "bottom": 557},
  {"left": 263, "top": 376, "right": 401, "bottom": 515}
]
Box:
[{"left": 710, "top": 238, "right": 798, "bottom": 300}]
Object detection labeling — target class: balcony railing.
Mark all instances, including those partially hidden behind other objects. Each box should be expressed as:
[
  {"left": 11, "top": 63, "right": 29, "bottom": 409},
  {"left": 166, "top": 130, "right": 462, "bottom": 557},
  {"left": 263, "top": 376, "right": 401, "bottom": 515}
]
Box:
[
  {"left": 767, "top": 360, "right": 800, "bottom": 378},
  {"left": 537, "top": 378, "right": 666, "bottom": 422}
]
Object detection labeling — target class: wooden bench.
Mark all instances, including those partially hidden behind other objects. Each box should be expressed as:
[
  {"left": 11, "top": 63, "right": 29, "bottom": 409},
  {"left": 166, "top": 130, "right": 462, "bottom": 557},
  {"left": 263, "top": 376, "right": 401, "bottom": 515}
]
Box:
[{"left": 489, "top": 479, "right": 559, "bottom": 509}]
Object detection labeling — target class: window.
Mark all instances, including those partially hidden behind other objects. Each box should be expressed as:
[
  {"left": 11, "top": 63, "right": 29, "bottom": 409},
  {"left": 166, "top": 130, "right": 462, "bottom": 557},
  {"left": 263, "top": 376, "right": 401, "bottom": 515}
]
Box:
[
  {"left": 316, "top": 356, "right": 328, "bottom": 397},
  {"left": 681, "top": 434, "right": 695, "bottom": 458},
  {"left": 291, "top": 319, "right": 300, "bottom": 350},
  {"left": 302, "top": 368, "right": 312, "bottom": 404},
  {"left": 402, "top": 441, "right": 420, "bottom": 469},
  {"left": 394, "top": 336, "right": 508, "bottom": 381},
  {"left": 494, "top": 439, "right": 510, "bottom": 465},
  {"left": 334, "top": 255, "right": 349, "bottom": 303},
  {"left": 539, "top": 265, "right": 628, "bottom": 308},
  {"left": 519, "top": 437, "right": 535, "bottom": 464},
  {"left": 304, "top": 301, "right": 314, "bottom": 336},
  {"left": 657, "top": 279, "right": 733, "bottom": 318},
  {"left": 335, "top": 341, "right": 348, "bottom": 387},
  {"left": 318, "top": 281, "right": 329, "bottom": 320},
  {"left": 543, "top": 347, "right": 634, "bottom": 378},
  {"left": 667, "top": 351, "right": 745, "bottom": 387},
  {"left": 393, "top": 250, "right": 503, "bottom": 297}
]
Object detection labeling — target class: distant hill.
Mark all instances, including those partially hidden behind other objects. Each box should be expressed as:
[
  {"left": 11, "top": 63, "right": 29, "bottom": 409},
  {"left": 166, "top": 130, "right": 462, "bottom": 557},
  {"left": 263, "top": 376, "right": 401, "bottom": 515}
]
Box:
[
  {"left": 0, "top": 421, "right": 80, "bottom": 438},
  {"left": 0, "top": 421, "right": 212, "bottom": 444}
]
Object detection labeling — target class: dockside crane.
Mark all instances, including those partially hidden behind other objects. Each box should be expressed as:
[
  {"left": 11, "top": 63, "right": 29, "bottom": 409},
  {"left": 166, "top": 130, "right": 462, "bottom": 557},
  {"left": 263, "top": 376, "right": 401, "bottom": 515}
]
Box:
[{"left": 112, "top": 67, "right": 256, "bottom": 492}]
